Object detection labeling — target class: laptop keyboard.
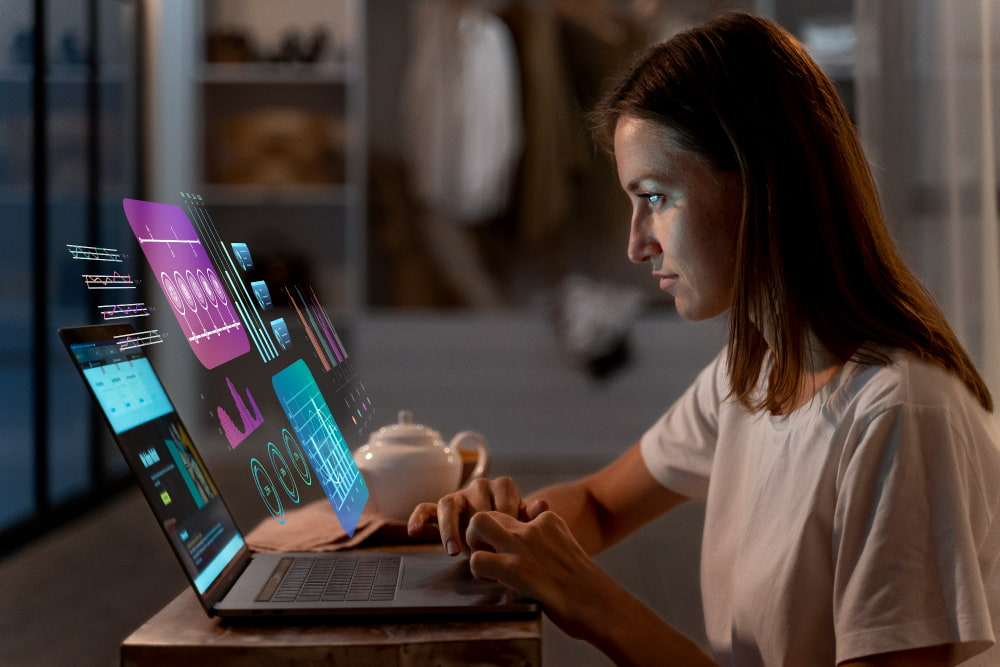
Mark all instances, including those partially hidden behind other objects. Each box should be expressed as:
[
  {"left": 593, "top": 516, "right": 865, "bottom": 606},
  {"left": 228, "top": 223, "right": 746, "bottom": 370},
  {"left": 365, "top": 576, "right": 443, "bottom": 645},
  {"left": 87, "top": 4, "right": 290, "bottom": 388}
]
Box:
[{"left": 257, "top": 554, "right": 401, "bottom": 603}]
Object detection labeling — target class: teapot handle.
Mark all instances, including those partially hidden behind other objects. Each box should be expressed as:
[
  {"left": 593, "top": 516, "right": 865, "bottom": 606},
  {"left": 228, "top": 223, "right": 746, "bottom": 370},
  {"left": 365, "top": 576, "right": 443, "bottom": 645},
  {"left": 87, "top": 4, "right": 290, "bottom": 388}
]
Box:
[{"left": 450, "top": 431, "right": 490, "bottom": 487}]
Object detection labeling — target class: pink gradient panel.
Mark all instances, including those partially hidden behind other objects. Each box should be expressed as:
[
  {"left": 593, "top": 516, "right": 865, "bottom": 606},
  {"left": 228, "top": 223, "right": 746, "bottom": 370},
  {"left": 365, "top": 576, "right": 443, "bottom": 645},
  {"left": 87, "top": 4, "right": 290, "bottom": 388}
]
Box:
[{"left": 123, "top": 198, "right": 250, "bottom": 369}]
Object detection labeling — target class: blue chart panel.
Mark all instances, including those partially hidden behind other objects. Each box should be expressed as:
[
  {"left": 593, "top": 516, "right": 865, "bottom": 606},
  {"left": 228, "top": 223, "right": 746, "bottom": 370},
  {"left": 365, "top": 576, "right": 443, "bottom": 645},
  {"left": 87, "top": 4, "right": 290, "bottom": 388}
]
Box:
[{"left": 271, "top": 359, "right": 368, "bottom": 536}]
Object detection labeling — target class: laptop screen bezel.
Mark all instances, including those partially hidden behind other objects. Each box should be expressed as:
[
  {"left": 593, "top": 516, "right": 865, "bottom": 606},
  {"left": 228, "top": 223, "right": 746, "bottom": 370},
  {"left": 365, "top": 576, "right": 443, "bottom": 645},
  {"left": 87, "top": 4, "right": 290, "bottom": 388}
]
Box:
[{"left": 59, "top": 323, "right": 254, "bottom": 616}]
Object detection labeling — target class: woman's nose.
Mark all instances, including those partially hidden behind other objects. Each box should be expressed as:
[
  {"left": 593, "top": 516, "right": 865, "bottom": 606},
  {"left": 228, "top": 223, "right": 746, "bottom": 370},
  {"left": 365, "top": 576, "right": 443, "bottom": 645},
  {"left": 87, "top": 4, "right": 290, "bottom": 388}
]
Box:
[{"left": 627, "top": 217, "right": 657, "bottom": 264}]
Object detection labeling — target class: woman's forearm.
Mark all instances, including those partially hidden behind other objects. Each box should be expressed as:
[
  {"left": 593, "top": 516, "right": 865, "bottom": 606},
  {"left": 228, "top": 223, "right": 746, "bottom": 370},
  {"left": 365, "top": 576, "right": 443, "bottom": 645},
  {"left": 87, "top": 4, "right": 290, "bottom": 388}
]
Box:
[{"left": 557, "top": 558, "right": 717, "bottom": 667}]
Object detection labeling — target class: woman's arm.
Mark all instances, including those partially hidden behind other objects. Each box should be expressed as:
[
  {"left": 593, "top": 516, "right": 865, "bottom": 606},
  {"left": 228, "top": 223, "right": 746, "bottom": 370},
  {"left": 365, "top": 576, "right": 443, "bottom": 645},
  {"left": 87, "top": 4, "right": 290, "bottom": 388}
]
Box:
[
  {"left": 524, "top": 441, "right": 688, "bottom": 554},
  {"left": 408, "top": 441, "right": 687, "bottom": 555},
  {"left": 466, "top": 508, "right": 717, "bottom": 667}
]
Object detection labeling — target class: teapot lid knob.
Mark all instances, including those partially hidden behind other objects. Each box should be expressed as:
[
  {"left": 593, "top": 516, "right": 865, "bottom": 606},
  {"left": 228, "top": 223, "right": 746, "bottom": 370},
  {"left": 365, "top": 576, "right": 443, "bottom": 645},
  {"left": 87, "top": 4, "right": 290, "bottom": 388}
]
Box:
[{"left": 398, "top": 409, "right": 413, "bottom": 425}]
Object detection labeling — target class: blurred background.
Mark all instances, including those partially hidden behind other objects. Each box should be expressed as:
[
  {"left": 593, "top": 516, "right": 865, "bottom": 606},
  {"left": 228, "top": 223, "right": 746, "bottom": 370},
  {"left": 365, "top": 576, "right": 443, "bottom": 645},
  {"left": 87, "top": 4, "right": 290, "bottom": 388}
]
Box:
[{"left": 1, "top": 0, "right": 997, "bottom": 664}]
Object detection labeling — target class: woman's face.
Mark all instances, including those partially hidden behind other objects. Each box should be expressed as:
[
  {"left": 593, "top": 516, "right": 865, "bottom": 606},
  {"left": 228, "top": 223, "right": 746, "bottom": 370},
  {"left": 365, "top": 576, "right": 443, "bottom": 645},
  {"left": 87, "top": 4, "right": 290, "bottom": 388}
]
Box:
[{"left": 615, "top": 116, "right": 742, "bottom": 321}]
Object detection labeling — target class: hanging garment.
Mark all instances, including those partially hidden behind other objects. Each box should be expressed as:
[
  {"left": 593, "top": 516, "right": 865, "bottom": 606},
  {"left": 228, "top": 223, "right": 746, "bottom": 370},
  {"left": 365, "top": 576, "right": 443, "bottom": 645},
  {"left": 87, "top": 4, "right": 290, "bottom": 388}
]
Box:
[{"left": 402, "top": 0, "right": 523, "bottom": 226}]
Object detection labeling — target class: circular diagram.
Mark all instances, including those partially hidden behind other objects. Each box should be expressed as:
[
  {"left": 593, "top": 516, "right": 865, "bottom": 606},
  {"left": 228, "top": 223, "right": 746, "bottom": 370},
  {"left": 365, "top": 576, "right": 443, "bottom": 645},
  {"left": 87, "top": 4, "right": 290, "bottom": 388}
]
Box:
[
  {"left": 207, "top": 269, "right": 229, "bottom": 306},
  {"left": 250, "top": 457, "right": 284, "bottom": 523},
  {"left": 267, "top": 441, "right": 300, "bottom": 504},
  {"left": 187, "top": 269, "right": 209, "bottom": 310},
  {"left": 175, "top": 270, "right": 197, "bottom": 312},
  {"left": 161, "top": 272, "right": 185, "bottom": 314},
  {"left": 198, "top": 269, "right": 218, "bottom": 307},
  {"left": 282, "top": 429, "right": 312, "bottom": 486}
]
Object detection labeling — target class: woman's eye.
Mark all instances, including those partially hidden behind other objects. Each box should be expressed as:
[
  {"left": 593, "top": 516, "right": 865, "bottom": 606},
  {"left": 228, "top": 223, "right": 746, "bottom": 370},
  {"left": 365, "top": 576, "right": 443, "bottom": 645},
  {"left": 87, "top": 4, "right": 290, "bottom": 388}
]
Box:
[{"left": 641, "top": 194, "right": 664, "bottom": 206}]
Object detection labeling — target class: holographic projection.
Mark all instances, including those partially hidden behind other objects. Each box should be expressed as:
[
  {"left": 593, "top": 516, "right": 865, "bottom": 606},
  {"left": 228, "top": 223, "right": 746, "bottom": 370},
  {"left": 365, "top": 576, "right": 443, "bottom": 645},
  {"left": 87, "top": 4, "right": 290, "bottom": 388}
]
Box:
[
  {"left": 109, "top": 194, "right": 375, "bottom": 529},
  {"left": 249, "top": 432, "right": 313, "bottom": 525},
  {"left": 67, "top": 242, "right": 161, "bottom": 349},
  {"left": 217, "top": 377, "right": 264, "bottom": 450},
  {"left": 271, "top": 359, "right": 368, "bottom": 537},
  {"left": 116, "top": 329, "right": 165, "bottom": 351},
  {"left": 98, "top": 302, "right": 151, "bottom": 321},
  {"left": 67, "top": 243, "right": 125, "bottom": 263},
  {"left": 182, "top": 194, "right": 279, "bottom": 365},
  {"left": 285, "top": 285, "right": 375, "bottom": 437},
  {"left": 122, "top": 198, "right": 251, "bottom": 369}
]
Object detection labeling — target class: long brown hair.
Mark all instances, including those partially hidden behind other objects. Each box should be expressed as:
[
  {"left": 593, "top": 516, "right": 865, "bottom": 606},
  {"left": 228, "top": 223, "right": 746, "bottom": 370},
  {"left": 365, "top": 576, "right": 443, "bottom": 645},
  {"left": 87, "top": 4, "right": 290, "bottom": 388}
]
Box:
[{"left": 592, "top": 12, "right": 992, "bottom": 413}]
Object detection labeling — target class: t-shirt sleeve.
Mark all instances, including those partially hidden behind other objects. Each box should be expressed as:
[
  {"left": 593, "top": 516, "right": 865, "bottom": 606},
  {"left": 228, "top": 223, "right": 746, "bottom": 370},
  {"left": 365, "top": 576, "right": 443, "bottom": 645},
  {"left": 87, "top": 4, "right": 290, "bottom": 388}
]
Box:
[
  {"left": 832, "top": 400, "right": 999, "bottom": 664},
  {"left": 640, "top": 348, "right": 728, "bottom": 500}
]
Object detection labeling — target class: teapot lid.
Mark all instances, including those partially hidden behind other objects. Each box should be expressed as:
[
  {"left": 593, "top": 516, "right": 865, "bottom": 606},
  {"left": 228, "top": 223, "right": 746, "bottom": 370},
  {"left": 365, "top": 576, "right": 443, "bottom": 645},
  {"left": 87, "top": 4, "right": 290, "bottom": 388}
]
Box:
[{"left": 372, "top": 410, "right": 442, "bottom": 444}]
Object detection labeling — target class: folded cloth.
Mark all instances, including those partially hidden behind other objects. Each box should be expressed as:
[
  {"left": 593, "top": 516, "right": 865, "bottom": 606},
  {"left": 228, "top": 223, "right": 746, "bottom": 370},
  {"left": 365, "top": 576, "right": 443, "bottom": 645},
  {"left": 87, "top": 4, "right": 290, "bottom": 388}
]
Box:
[{"left": 245, "top": 499, "right": 388, "bottom": 552}]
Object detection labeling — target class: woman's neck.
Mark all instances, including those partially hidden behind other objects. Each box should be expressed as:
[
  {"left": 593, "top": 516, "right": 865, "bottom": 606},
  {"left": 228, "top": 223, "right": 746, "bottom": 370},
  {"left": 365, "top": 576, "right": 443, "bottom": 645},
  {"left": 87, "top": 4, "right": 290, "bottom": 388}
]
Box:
[{"left": 771, "top": 331, "right": 846, "bottom": 415}]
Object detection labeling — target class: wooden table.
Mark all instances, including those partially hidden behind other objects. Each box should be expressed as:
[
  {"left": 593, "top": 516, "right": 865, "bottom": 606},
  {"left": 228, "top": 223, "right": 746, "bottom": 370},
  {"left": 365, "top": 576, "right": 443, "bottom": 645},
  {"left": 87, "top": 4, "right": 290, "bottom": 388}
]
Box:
[{"left": 120, "top": 585, "right": 542, "bottom": 666}]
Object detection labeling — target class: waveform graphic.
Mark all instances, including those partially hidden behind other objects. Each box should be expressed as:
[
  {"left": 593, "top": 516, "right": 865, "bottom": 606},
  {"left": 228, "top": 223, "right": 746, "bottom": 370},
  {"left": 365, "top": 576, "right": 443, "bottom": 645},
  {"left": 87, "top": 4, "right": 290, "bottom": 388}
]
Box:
[
  {"left": 114, "top": 329, "right": 163, "bottom": 351},
  {"left": 217, "top": 377, "right": 265, "bottom": 449},
  {"left": 67, "top": 244, "right": 123, "bottom": 262},
  {"left": 84, "top": 271, "right": 137, "bottom": 289},
  {"left": 99, "top": 302, "right": 151, "bottom": 321}
]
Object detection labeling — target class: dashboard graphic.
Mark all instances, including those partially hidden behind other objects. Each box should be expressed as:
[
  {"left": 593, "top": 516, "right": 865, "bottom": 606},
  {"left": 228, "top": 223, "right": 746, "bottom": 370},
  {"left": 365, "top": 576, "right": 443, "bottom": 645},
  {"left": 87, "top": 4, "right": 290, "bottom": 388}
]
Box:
[
  {"left": 83, "top": 271, "right": 138, "bottom": 290},
  {"left": 115, "top": 329, "right": 164, "bottom": 351},
  {"left": 284, "top": 285, "right": 348, "bottom": 373},
  {"left": 217, "top": 377, "right": 264, "bottom": 449},
  {"left": 99, "top": 302, "right": 151, "bottom": 321},
  {"left": 67, "top": 243, "right": 123, "bottom": 263},
  {"left": 231, "top": 243, "right": 253, "bottom": 271},
  {"left": 270, "top": 318, "right": 292, "bottom": 350},
  {"left": 184, "top": 197, "right": 279, "bottom": 364},
  {"left": 271, "top": 359, "right": 368, "bottom": 537},
  {"left": 122, "top": 198, "right": 250, "bottom": 369}
]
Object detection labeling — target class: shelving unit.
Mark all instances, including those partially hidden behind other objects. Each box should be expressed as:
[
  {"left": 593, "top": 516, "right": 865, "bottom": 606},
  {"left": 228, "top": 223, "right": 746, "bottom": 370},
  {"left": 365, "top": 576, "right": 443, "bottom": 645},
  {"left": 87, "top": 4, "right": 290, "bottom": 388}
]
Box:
[
  {"left": 192, "top": 0, "right": 367, "bottom": 310},
  {"left": 0, "top": 0, "right": 141, "bottom": 550}
]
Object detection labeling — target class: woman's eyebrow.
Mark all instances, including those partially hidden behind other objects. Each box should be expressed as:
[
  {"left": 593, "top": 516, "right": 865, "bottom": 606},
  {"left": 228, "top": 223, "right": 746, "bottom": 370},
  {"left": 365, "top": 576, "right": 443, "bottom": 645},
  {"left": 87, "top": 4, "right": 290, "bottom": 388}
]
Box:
[{"left": 625, "top": 173, "right": 674, "bottom": 192}]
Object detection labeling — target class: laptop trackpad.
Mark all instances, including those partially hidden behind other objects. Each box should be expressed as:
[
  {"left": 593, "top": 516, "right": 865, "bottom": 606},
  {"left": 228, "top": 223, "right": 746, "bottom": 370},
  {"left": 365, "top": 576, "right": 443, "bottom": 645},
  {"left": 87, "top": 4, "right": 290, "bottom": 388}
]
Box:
[{"left": 400, "top": 554, "right": 503, "bottom": 597}]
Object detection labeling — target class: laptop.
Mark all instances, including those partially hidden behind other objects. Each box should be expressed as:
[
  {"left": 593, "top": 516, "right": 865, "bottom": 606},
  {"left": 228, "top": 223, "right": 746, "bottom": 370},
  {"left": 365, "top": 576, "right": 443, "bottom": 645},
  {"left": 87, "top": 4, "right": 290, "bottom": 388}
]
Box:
[{"left": 59, "top": 323, "right": 537, "bottom": 619}]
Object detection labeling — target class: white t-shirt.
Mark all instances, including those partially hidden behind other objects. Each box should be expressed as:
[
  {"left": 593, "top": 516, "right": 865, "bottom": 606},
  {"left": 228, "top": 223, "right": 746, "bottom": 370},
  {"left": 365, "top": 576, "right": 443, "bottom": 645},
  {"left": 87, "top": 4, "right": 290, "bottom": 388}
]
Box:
[{"left": 641, "top": 347, "right": 1000, "bottom": 666}]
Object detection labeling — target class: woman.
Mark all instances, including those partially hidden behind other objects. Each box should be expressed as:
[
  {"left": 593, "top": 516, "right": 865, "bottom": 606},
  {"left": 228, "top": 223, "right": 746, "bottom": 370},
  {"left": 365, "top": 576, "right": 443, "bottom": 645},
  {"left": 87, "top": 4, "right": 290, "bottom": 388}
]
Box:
[{"left": 408, "top": 13, "right": 1000, "bottom": 666}]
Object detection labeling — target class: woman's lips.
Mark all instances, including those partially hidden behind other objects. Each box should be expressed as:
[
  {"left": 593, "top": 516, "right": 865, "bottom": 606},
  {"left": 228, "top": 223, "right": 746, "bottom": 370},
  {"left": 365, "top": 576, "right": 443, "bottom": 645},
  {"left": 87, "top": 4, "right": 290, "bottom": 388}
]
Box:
[{"left": 655, "top": 273, "right": 677, "bottom": 291}]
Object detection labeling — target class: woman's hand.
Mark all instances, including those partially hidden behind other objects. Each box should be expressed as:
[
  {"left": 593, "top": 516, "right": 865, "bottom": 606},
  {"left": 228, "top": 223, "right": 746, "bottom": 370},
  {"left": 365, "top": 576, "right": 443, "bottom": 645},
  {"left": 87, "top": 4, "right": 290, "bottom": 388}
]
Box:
[
  {"left": 407, "top": 476, "right": 549, "bottom": 556},
  {"left": 465, "top": 509, "right": 614, "bottom": 639}
]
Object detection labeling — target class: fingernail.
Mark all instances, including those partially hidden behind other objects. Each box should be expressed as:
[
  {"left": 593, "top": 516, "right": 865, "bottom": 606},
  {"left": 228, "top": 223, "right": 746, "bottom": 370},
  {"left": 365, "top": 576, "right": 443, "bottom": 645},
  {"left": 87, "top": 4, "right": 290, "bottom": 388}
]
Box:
[{"left": 446, "top": 539, "right": 460, "bottom": 556}]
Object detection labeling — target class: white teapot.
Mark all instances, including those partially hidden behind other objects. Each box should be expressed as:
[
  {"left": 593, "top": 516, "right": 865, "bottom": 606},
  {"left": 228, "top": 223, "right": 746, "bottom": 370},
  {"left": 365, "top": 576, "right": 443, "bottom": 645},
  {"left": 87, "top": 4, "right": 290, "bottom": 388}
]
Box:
[{"left": 353, "top": 410, "right": 490, "bottom": 522}]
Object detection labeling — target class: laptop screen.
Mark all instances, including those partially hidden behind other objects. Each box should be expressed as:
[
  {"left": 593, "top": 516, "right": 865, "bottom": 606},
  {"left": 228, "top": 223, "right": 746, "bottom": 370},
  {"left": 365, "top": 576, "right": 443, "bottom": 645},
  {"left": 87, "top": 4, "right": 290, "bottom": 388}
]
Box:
[{"left": 66, "top": 330, "right": 245, "bottom": 595}]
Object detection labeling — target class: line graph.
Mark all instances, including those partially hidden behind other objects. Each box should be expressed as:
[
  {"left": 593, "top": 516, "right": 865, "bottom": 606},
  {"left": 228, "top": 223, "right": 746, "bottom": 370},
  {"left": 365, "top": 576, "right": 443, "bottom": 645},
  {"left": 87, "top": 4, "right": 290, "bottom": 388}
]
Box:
[
  {"left": 67, "top": 244, "right": 123, "bottom": 262},
  {"left": 122, "top": 198, "right": 250, "bottom": 369},
  {"left": 114, "top": 329, "right": 164, "bottom": 351},
  {"left": 99, "top": 302, "right": 151, "bottom": 320},
  {"left": 83, "top": 271, "right": 137, "bottom": 289}
]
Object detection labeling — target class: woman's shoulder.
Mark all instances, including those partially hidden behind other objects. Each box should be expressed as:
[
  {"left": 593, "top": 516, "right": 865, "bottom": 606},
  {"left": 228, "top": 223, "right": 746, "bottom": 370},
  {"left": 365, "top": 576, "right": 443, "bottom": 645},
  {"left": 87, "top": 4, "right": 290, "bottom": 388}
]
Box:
[{"left": 836, "top": 346, "right": 989, "bottom": 419}]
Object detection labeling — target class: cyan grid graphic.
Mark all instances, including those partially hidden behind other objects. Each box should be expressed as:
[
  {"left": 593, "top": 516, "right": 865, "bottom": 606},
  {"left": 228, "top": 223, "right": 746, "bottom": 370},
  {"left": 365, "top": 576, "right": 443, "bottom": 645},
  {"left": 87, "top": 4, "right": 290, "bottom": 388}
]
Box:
[{"left": 271, "top": 359, "right": 368, "bottom": 537}]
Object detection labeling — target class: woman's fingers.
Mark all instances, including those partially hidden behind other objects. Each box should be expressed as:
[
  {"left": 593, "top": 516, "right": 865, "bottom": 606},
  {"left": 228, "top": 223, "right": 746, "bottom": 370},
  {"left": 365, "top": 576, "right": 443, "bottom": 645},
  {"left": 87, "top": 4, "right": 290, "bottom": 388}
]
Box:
[
  {"left": 466, "top": 509, "right": 518, "bottom": 551},
  {"left": 465, "top": 510, "right": 585, "bottom": 604},
  {"left": 406, "top": 476, "right": 534, "bottom": 556},
  {"left": 524, "top": 498, "right": 549, "bottom": 520},
  {"left": 436, "top": 493, "right": 470, "bottom": 555},
  {"left": 407, "top": 502, "right": 438, "bottom": 535},
  {"left": 406, "top": 502, "right": 442, "bottom": 541}
]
